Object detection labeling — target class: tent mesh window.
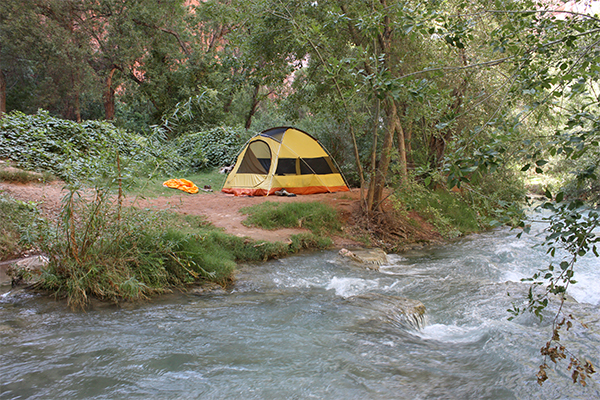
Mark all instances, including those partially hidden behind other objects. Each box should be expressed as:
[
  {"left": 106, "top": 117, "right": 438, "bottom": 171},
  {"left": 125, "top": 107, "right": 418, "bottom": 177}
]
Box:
[
  {"left": 275, "top": 158, "right": 297, "bottom": 175},
  {"left": 237, "top": 140, "right": 271, "bottom": 174},
  {"left": 300, "top": 157, "right": 335, "bottom": 175}
]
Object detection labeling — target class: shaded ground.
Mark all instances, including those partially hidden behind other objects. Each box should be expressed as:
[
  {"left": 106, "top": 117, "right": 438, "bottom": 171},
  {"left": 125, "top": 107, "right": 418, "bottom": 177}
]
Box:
[
  {"left": 0, "top": 180, "right": 365, "bottom": 247},
  {"left": 1, "top": 173, "right": 443, "bottom": 251}
]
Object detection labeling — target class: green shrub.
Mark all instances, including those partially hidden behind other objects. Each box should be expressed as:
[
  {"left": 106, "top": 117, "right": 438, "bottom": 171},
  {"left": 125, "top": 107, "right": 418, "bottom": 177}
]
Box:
[
  {"left": 175, "top": 126, "right": 252, "bottom": 170},
  {"left": 0, "top": 193, "right": 46, "bottom": 261},
  {"left": 392, "top": 177, "right": 483, "bottom": 238},
  {"left": 36, "top": 185, "right": 238, "bottom": 309}
]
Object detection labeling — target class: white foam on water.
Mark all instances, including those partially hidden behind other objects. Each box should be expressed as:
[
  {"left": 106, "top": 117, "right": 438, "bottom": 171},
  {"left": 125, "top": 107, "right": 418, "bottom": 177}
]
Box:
[
  {"left": 325, "top": 277, "right": 379, "bottom": 298},
  {"left": 568, "top": 272, "right": 600, "bottom": 305},
  {"left": 501, "top": 270, "right": 528, "bottom": 283},
  {"left": 386, "top": 254, "right": 408, "bottom": 263},
  {"left": 415, "top": 323, "right": 486, "bottom": 344},
  {"left": 378, "top": 265, "right": 406, "bottom": 275},
  {"left": 272, "top": 276, "right": 320, "bottom": 289},
  {"left": 378, "top": 264, "right": 423, "bottom": 276}
]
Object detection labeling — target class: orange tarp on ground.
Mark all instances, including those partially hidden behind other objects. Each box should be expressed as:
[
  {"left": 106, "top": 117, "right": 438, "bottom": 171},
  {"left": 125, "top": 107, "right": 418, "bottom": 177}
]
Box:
[{"left": 162, "top": 178, "right": 199, "bottom": 194}]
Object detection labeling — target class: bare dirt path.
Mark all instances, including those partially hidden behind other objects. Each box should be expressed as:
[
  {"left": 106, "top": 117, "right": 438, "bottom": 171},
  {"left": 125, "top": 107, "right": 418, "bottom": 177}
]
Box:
[{"left": 1, "top": 181, "right": 363, "bottom": 246}]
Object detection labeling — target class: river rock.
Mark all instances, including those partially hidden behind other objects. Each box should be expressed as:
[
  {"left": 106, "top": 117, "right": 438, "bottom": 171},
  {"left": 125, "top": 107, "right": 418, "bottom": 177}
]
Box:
[
  {"left": 189, "top": 282, "right": 227, "bottom": 296},
  {"left": 348, "top": 292, "right": 427, "bottom": 330},
  {"left": 7, "top": 255, "right": 48, "bottom": 286},
  {"left": 338, "top": 248, "right": 388, "bottom": 270}
]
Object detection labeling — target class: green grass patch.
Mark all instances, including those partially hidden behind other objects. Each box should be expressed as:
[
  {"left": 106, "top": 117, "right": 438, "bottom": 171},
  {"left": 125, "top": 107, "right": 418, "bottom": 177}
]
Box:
[
  {"left": 425, "top": 190, "right": 481, "bottom": 235},
  {"left": 392, "top": 178, "right": 484, "bottom": 238},
  {"left": 240, "top": 201, "right": 341, "bottom": 235},
  {"left": 126, "top": 169, "right": 226, "bottom": 198},
  {"left": 0, "top": 168, "right": 56, "bottom": 184}
]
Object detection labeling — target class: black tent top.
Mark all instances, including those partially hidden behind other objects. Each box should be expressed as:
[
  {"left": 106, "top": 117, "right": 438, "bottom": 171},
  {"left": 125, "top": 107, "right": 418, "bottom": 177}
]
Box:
[{"left": 259, "top": 126, "right": 320, "bottom": 143}]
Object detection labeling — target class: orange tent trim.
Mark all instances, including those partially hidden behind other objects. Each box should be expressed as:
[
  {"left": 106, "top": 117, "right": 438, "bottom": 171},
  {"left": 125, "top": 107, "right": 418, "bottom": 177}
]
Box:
[{"left": 222, "top": 185, "right": 349, "bottom": 197}]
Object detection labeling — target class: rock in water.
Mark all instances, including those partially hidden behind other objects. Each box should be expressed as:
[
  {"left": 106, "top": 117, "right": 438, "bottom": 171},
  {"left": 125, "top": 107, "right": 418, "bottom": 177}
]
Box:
[
  {"left": 338, "top": 248, "right": 388, "bottom": 270},
  {"left": 8, "top": 255, "right": 48, "bottom": 286},
  {"left": 348, "top": 293, "right": 427, "bottom": 330}
]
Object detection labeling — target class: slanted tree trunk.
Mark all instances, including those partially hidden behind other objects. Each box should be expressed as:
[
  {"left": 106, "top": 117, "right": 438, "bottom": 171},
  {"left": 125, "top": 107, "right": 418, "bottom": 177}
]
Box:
[
  {"left": 368, "top": 97, "right": 397, "bottom": 211},
  {"left": 0, "top": 68, "right": 6, "bottom": 118},
  {"left": 104, "top": 67, "right": 117, "bottom": 120},
  {"left": 428, "top": 48, "right": 469, "bottom": 169},
  {"left": 366, "top": 99, "right": 380, "bottom": 210},
  {"left": 366, "top": 0, "right": 409, "bottom": 211},
  {"left": 245, "top": 82, "right": 261, "bottom": 130},
  {"left": 398, "top": 104, "right": 414, "bottom": 171}
]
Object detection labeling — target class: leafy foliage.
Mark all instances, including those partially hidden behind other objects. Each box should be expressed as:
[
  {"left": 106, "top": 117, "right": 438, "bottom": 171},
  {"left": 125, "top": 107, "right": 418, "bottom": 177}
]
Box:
[
  {"left": 0, "top": 110, "right": 142, "bottom": 182},
  {"left": 391, "top": 175, "right": 486, "bottom": 238},
  {"left": 175, "top": 126, "right": 251, "bottom": 170}
]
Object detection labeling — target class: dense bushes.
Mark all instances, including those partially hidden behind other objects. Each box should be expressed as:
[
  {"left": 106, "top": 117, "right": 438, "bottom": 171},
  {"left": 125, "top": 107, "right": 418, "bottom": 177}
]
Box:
[
  {"left": 0, "top": 110, "right": 254, "bottom": 181},
  {"left": 0, "top": 110, "right": 143, "bottom": 182},
  {"left": 175, "top": 126, "right": 251, "bottom": 170}
]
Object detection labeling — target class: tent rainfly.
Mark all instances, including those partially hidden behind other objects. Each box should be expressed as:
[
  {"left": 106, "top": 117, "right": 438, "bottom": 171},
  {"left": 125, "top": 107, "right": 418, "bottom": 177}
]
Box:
[{"left": 221, "top": 127, "right": 350, "bottom": 196}]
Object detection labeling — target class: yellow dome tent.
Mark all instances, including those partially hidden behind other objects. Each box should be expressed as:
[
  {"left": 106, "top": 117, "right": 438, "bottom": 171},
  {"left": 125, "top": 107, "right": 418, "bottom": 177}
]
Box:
[{"left": 222, "top": 127, "right": 350, "bottom": 196}]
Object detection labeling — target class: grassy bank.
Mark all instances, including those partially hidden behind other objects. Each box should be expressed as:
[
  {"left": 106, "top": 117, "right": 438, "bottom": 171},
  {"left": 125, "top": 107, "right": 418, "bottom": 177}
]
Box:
[
  {"left": 0, "top": 192, "right": 46, "bottom": 261},
  {"left": 1, "top": 188, "right": 335, "bottom": 309}
]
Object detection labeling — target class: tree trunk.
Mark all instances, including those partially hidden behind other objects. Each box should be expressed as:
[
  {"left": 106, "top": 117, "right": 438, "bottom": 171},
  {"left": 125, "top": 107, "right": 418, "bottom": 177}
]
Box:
[
  {"left": 0, "top": 68, "right": 6, "bottom": 118},
  {"left": 369, "top": 97, "right": 397, "bottom": 211},
  {"left": 395, "top": 113, "right": 408, "bottom": 184},
  {"left": 75, "top": 93, "right": 81, "bottom": 123},
  {"left": 104, "top": 68, "right": 117, "bottom": 120},
  {"left": 404, "top": 118, "right": 414, "bottom": 171},
  {"left": 366, "top": 99, "right": 381, "bottom": 211},
  {"left": 366, "top": 0, "right": 409, "bottom": 210},
  {"left": 245, "top": 82, "right": 260, "bottom": 130}
]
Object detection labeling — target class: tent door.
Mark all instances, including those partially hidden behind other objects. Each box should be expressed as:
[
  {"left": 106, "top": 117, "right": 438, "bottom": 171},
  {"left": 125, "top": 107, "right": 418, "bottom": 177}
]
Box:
[{"left": 236, "top": 140, "right": 272, "bottom": 187}]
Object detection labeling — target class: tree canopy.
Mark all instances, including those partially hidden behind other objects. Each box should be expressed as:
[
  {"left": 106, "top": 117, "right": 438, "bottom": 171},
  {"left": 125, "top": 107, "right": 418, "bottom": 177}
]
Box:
[{"left": 1, "top": 0, "right": 599, "bottom": 385}]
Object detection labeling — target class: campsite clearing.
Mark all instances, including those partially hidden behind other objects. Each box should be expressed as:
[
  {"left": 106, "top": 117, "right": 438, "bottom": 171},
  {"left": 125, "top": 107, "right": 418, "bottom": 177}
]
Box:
[{"left": 0, "top": 179, "right": 364, "bottom": 247}]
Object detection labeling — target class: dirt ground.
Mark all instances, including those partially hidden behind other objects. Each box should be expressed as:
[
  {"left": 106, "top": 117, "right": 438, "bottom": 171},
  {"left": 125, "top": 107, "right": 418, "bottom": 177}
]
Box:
[{"left": 1, "top": 179, "right": 366, "bottom": 247}]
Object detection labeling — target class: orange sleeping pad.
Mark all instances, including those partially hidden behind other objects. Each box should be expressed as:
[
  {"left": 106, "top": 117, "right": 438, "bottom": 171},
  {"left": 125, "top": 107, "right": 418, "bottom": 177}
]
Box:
[{"left": 162, "top": 178, "right": 199, "bottom": 194}]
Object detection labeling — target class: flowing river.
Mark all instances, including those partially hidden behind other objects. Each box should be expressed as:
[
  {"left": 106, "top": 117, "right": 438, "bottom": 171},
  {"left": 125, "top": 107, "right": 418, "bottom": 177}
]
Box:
[{"left": 1, "top": 221, "right": 599, "bottom": 399}]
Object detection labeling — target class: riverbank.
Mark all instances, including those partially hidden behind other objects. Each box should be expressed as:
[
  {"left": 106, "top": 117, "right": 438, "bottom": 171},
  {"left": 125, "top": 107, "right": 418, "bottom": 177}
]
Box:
[
  {"left": 0, "top": 179, "right": 443, "bottom": 249},
  {"left": 1, "top": 178, "right": 445, "bottom": 307}
]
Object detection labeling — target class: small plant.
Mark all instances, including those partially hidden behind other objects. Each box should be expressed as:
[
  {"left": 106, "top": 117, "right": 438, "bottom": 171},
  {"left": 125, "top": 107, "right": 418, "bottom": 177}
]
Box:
[{"left": 0, "top": 193, "right": 46, "bottom": 261}]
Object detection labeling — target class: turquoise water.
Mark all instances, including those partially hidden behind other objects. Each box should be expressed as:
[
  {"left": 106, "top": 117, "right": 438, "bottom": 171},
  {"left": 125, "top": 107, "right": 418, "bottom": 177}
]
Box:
[{"left": 1, "top": 224, "right": 599, "bottom": 399}]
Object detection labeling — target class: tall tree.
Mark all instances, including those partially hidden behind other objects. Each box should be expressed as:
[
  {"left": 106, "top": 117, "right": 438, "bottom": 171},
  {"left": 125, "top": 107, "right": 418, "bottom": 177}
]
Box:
[{"left": 261, "top": 0, "right": 497, "bottom": 210}]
